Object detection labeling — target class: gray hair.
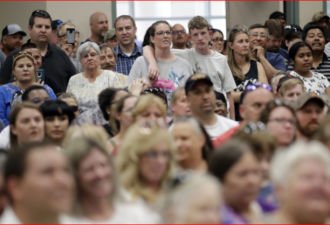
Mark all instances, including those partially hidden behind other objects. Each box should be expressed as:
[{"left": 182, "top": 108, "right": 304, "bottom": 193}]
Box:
[
  {"left": 58, "top": 93, "right": 78, "bottom": 105},
  {"left": 247, "top": 26, "right": 270, "bottom": 38},
  {"left": 56, "top": 20, "right": 78, "bottom": 38},
  {"left": 270, "top": 70, "right": 289, "bottom": 88},
  {"left": 173, "top": 117, "right": 203, "bottom": 135},
  {"left": 271, "top": 140, "right": 330, "bottom": 188},
  {"left": 99, "top": 43, "right": 118, "bottom": 61},
  {"left": 77, "top": 42, "right": 101, "bottom": 62}
]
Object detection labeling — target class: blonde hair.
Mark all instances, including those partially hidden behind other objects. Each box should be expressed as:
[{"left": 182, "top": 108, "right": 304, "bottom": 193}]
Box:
[
  {"left": 12, "top": 54, "right": 37, "bottom": 82},
  {"left": 132, "top": 94, "right": 167, "bottom": 121},
  {"left": 115, "top": 121, "right": 176, "bottom": 203},
  {"left": 188, "top": 16, "right": 209, "bottom": 34},
  {"left": 279, "top": 78, "right": 305, "bottom": 96}
]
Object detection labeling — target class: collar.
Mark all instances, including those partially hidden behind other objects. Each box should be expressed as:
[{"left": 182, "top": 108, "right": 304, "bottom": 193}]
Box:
[{"left": 115, "top": 43, "right": 143, "bottom": 57}]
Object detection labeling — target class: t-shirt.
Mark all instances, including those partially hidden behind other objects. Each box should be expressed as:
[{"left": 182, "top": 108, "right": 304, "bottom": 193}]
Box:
[
  {"left": 204, "top": 114, "right": 238, "bottom": 141},
  {"left": 277, "top": 48, "right": 289, "bottom": 70},
  {"left": 289, "top": 71, "right": 330, "bottom": 95},
  {"left": 0, "top": 50, "right": 6, "bottom": 71},
  {"left": 264, "top": 51, "right": 286, "bottom": 71}
]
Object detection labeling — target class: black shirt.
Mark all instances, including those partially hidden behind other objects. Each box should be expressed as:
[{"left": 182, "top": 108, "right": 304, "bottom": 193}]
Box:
[{"left": 0, "top": 43, "right": 77, "bottom": 93}]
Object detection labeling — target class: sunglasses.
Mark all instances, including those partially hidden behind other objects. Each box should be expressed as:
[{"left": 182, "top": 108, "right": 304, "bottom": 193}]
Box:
[
  {"left": 31, "top": 10, "right": 50, "bottom": 17},
  {"left": 70, "top": 105, "right": 79, "bottom": 112},
  {"left": 246, "top": 82, "right": 272, "bottom": 92},
  {"left": 243, "top": 121, "right": 267, "bottom": 134},
  {"left": 13, "top": 51, "right": 33, "bottom": 59}
]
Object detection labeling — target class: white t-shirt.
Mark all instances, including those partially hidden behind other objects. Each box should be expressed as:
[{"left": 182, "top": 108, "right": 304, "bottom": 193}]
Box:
[
  {"left": 0, "top": 126, "right": 10, "bottom": 149},
  {"left": 204, "top": 114, "right": 238, "bottom": 141},
  {"left": 289, "top": 71, "right": 330, "bottom": 95}
]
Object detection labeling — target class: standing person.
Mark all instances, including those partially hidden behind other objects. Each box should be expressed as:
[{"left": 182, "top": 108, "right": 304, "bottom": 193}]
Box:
[
  {"left": 227, "top": 28, "right": 268, "bottom": 121},
  {"left": 1, "top": 24, "right": 26, "bottom": 56},
  {"left": 171, "top": 24, "right": 188, "bottom": 50},
  {"left": 0, "top": 10, "right": 77, "bottom": 92},
  {"left": 81, "top": 12, "right": 109, "bottom": 45},
  {"left": 104, "top": 29, "right": 119, "bottom": 48},
  {"left": 113, "top": 15, "right": 143, "bottom": 75},
  {"left": 144, "top": 16, "right": 237, "bottom": 120},
  {"left": 209, "top": 29, "right": 224, "bottom": 54},
  {"left": 66, "top": 42, "right": 122, "bottom": 125}
]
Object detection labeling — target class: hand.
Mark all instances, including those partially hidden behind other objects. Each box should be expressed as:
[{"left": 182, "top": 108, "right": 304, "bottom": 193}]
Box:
[
  {"left": 147, "top": 62, "right": 160, "bottom": 83},
  {"left": 129, "top": 79, "right": 144, "bottom": 95},
  {"left": 252, "top": 46, "right": 265, "bottom": 60},
  {"left": 61, "top": 44, "right": 73, "bottom": 57},
  {"left": 34, "top": 79, "right": 44, "bottom": 86}
]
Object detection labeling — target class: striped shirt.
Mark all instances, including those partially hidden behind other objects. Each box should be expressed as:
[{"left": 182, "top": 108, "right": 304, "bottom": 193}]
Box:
[
  {"left": 113, "top": 44, "right": 143, "bottom": 75},
  {"left": 287, "top": 53, "right": 330, "bottom": 81}
]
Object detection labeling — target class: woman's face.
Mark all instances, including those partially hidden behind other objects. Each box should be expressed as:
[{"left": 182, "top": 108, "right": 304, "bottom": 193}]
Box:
[
  {"left": 135, "top": 103, "right": 164, "bottom": 122},
  {"left": 60, "top": 98, "right": 79, "bottom": 118},
  {"left": 11, "top": 108, "right": 44, "bottom": 146},
  {"left": 80, "top": 47, "right": 100, "bottom": 70},
  {"left": 13, "top": 57, "right": 35, "bottom": 84},
  {"left": 222, "top": 152, "right": 261, "bottom": 208},
  {"left": 78, "top": 148, "right": 113, "bottom": 198},
  {"left": 151, "top": 23, "right": 172, "bottom": 49},
  {"left": 117, "top": 97, "right": 137, "bottom": 130},
  {"left": 108, "top": 91, "right": 128, "bottom": 119},
  {"left": 267, "top": 106, "right": 296, "bottom": 147},
  {"left": 210, "top": 31, "right": 224, "bottom": 53},
  {"left": 292, "top": 46, "right": 313, "bottom": 74},
  {"left": 45, "top": 114, "right": 70, "bottom": 143},
  {"left": 230, "top": 33, "right": 249, "bottom": 56},
  {"left": 214, "top": 100, "right": 228, "bottom": 117}
]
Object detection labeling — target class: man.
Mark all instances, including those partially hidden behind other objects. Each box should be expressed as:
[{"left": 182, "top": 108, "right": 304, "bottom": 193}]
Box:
[
  {"left": 99, "top": 44, "right": 127, "bottom": 86},
  {"left": 288, "top": 24, "right": 330, "bottom": 81},
  {"left": 1, "top": 24, "right": 26, "bottom": 56},
  {"left": 276, "top": 76, "right": 305, "bottom": 103},
  {"left": 82, "top": 12, "right": 108, "bottom": 45},
  {"left": 144, "top": 16, "right": 237, "bottom": 120},
  {"left": 0, "top": 142, "right": 74, "bottom": 223},
  {"left": 270, "top": 71, "right": 288, "bottom": 95},
  {"left": 312, "top": 11, "right": 330, "bottom": 42},
  {"left": 57, "top": 21, "right": 83, "bottom": 73},
  {"left": 185, "top": 73, "right": 238, "bottom": 141},
  {"left": 113, "top": 15, "right": 143, "bottom": 75},
  {"left": 295, "top": 92, "right": 326, "bottom": 140},
  {"left": 248, "top": 24, "right": 286, "bottom": 81},
  {"left": 269, "top": 11, "right": 286, "bottom": 28},
  {"left": 104, "top": 28, "right": 118, "bottom": 48},
  {"left": 0, "top": 10, "right": 77, "bottom": 93},
  {"left": 172, "top": 24, "right": 188, "bottom": 49},
  {"left": 50, "top": 20, "right": 62, "bottom": 47},
  {"left": 265, "top": 19, "right": 289, "bottom": 68},
  {"left": 213, "top": 83, "right": 274, "bottom": 147}
]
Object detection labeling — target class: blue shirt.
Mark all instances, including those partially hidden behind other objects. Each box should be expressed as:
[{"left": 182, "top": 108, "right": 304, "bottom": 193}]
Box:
[
  {"left": 113, "top": 44, "right": 143, "bottom": 75},
  {"left": 277, "top": 48, "right": 289, "bottom": 69},
  {"left": 265, "top": 51, "right": 286, "bottom": 71},
  {"left": 0, "top": 83, "right": 56, "bottom": 126}
]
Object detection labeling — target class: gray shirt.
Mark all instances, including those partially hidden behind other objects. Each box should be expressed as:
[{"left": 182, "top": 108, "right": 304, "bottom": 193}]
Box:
[
  {"left": 70, "top": 53, "right": 84, "bottom": 73},
  {"left": 0, "top": 50, "right": 6, "bottom": 71}
]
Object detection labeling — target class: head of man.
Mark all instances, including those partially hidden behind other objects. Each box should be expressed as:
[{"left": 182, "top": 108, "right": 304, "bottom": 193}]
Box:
[
  {"left": 172, "top": 24, "right": 187, "bottom": 49},
  {"left": 22, "top": 85, "right": 51, "bottom": 106},
  {"left": 270, "top": 71, "right": 289, "bottom": 95},
  {"left": 269, "top": 11, "right": 286, "bottom": 28},
  {"left": 51, "top": 20, "right": 62, "bottom": 46},
  {"left": 114, "top": 15, "right": 137, "bottom": 47},
  {"left": 188, "top": 16, "right": 212, "bottom": 52},
  {"left": 21, "top": 43, "right": 42, "bottom": 70},
  {"left": 28, "top": 10, "right": 52, "bottom": 45},
  {"left": 170, "top": 87, "right": 190, "bottom": 120},
  {"left": 4, "top": 142, "right": 74, "bottom": 220},
  {"left": 1, "top": 24, "right": 26, "bottom": 55},
  {"left": 302, "top": 24, "right": 326, "bottom": 54},
  {"left": 248, "top": 24, "right": 269, "bottom": 50},
  {"left": 99, "top": 44, "right": 117, "bottom": 71},
  {"left": 265, "top": 19, "right": 284, "bottom": 53},
  {"left": 312, "top": 12, "right": 330, "bottom": 31},
  {"left": 277, "top": 76, "right": 305, "bottom": 103},
  {"left": 90, "top": 12, "right": 108, "bottom": 38},
  {"left": 185, "top": 73, "right": 215, "bottom": 117},
  {"left": 57, "top": 21, "right": 80, "bottom": 48},
  {"left": 295, "top": 93, "right": 326, "bottom": 139},
  {"left": 104, "top": 28, "right": 118, "bottom": 48}
]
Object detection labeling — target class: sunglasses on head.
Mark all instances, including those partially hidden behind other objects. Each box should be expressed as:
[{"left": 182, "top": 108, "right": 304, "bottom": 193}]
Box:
[
  {"left": 246, "top": 82, "right": 272, "bottom": 92},
  {"left": 70, "top": 105, "right": 79, "bottom": 112},
  {"left": 243, "top": 121, "right": 267, "bottom": 134},
  {"left": 13, "top": 51, "right": 33, "bottom": 60}
]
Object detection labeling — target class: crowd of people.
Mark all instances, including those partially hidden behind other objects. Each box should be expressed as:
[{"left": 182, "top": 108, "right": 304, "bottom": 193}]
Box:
[{"left": 0, "top": 8, "right": 330, "bottom": 224}]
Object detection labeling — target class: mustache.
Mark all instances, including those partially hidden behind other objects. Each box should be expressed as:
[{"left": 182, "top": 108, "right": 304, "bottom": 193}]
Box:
[{"left": 101, "top": 63, "right": 116, "bottom": 69}]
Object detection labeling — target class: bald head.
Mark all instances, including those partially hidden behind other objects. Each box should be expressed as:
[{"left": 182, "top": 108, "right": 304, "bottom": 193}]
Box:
[
  {"left": 89, "top": 12, "right": 109, "bottom": 38},
  {"left": 172, "top": 23, "right": 187, "bottom": 49}
]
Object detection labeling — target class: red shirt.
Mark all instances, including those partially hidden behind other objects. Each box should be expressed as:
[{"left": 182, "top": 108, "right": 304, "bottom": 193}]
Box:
[{"left": 213, "top": 123, "right": 242, "bottom": 148}]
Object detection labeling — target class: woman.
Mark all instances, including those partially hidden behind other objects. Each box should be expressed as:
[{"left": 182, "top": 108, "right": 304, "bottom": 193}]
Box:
[
  {"left": 58, "top": 93, "right": 80, "bottom": 119},
  {"left": 266, "top": 141, "right": 330, "bottom": 224},
  {"left": 210, "top": 29, "right": 225, "bottom": 54},
  {"left": 227, "top": 29, "right": 268, "bottom": 121},
  {"left": 115, "top": 120, "right": 176, "bottom": 222},
  {"left": 66, "top": 42, "right": 122, "bottom": 125},
  {"left": 208, "top": 141, "right": 263, "bottom": 224},
  {"left": 9, "top": 102, "right": 44, "bottom": 148},
  {"left": 108, "top": 95, "right": 138, "bottom": 155},
  {"left": 40, "top": 100, "right": 75, "bottom": 148},
  {"left": 0, "top": 52, "right": 56, "bottom": 126},
  {"left": 259, "top": 99, "right": 296, "bottom": 148},
  {"left": 214, "top": 91, "right": 228, "bottom": 117},
  {"left": 285, "top": 29, "right": 302, "bottom": 52},
  {"left": 289, "top": 41, "right": 330, "bottom": 96}
]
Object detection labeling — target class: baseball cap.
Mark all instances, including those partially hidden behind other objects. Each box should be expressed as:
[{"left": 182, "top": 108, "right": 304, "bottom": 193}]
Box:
[
  {"left": 2, "top": 24, "right": 27, "bottom": 38},
  {"left": 284, "top": 24, "right": 303, "bottom": 34},
  {"left": 277, "top": 75, "right": 303, "bottom": 93},
  {"left": 295, "top": 92, "right": 325, "bottom": 111},
  {"left": 312, "top": 12, "right": 330, "bottom": 22},
  {"left": 51, "top": 20, "right": 62, "bottom": 29},
  {"left": 104, "top": 28, "right": 116, "bottom": 42},
  {"left": 185, "top": 73, "right": 213, "bottom": 94}
]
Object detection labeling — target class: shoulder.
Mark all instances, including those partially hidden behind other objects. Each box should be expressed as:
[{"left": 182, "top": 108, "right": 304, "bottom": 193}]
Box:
[
  {"left": 68, "top": 73, "right": 83, "bottom": 81},
  {"left": 217, "top": 114, "right": 239, "bottom": 126}
]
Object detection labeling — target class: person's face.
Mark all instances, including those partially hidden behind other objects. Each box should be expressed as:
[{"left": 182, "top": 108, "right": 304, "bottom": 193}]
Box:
[
  {"left": 13, "top": 57, "right": 35, "bottom": 83},
  {"left": 27, "top": 89, "right": 51, "bottom": 106},
  {"left": 296, "top": 101, "right": 325, "bottom": 138},
  {"left": 241, "top": 88, "right": 274, "bottom": 121},
  {"left": 318, "top": 18, "right": 329, "bottom": 30},
  {"left": 267, "top": 35, "right": 282, "bottom": 53},
  {"left": 214, "top": 99, "right": 228, "bottom": 117},
  {"left": 222, "top": 152, "right": 261, "bottom": 207},
  {"left": 11, "top": 108, "right": 45, "bottom": 145},
  {"left": 282, "top": 84, "right": 304, "bottom": 103},
  {"left": 230, "top": 33, "right": 249, "bottom": 56},
  {"left": 286, "top": 38, "right": 302, "bottom": 52},
  {"left": 172, "top": 24, "right": 187, "bottom": 47},
  {"left": 249, "top": 28, "right": 268, "bottom": 49},
  {"left": 139, "top": 140, "right": 171, "bottom": 185},
  {"left": 107, "top": 91, "right": 128, "bottom": 118},
  {"left": 78, "top": 148, "right": 113, "bottom": 198},
  {"left": 135, "top": 103, "right": 164, "bottom": 122},
  {"left": 25, "top": 48, "right": 42, "bottom": 69},
  {"left": 266, "top": 106, "right": 296, "bottom": 147},
  {"left": 272, "top": 75, "right": 285, "bottom": 95},
  {"left": 117, "top": 97, "right": 137, "bottom": 130},
  {"left": 2, "top": 33, "right": 23, "bottom": 52},
  {"left": 188, "top": 27, "right": 212, "bottom": 52},
  {"left": 100, "top": 47, "right": 116, "bottom": 71},
  {"left": 12, "top": 147, "right": 74, "bottom": 214},
  {"left": 291, "top": 46, "right": 313, "bottom": 74},
  {"left": 28, "top": 17, "right": 52, "bottom": 44},
  {"left": 172, "top": 122, "right": 204, "bottom": 165},
  {"left": 115, "top": 18, "right": 137, "bottom": 47},
  {"left": 59, "top": 24, "right": 80, "bottom": 47},
  {"left": 60, "top": 98, "right": 79, "bottom": 118},
  {"left": 150, "top": 23, "right": 172, "bottom": 49},
  {"left": 187, "top": 82, "right": 216, "bottom": 115},
  {"left": 210, "top": 31, "right": 224, "bottom": 53},
  {"left": 80, "top": 47, "right": 100, "bottom": 70},
  {"left": 91, "top": 14, "right": 108, "bottom": 37},
  {"left": 305, "top": 29, "right": 325, "bottom": 52},
  {"left": 44, "top": 115, "right": 70, "bottom": 143},
  {"left": 106, "top": 36, "right": 118, "bottom": 48},
  {"left": 171, "top": 91, "right": 190, "bottom": 118}
]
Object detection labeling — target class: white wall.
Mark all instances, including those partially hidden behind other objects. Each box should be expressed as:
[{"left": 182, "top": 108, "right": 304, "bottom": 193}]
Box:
[{"left": 299, "top": 1, "right": 323, "bottom": 28}]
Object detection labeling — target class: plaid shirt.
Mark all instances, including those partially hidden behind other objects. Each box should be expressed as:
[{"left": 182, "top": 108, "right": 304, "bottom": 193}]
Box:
[{"left": 114, "top": 44, "right": 143, "bottom": 75}]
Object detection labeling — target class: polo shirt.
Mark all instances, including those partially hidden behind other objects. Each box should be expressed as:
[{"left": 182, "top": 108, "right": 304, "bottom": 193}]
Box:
[
  {"left": 277, "top": 48, "right": 289, "bottom": 69},
  {"left": 264, "top": 51, "right": 286, "bottom": 71},
  {"left": 287, "top": 53, "right": 330, "bottom": 81},
  {"left": 0, "top": 43, "right": 77, "bottom": 93},
  {"left": 113, "top": 44, "right": 143, "bottom": 75},
  {"left": 80, "top": 38, "right": 100, "bottom": 46}
]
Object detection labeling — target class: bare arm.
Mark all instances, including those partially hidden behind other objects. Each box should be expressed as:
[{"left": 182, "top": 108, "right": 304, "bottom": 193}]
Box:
[
  {"left": 226, "top": 91, "right": 235, "bottom": 120},
  {"left": 231, "top": 90, "right": 242, "bottom": 103},
  {"left": 256, "top": 62, "right": 269, "bottom": 84},
  {"left": 325, "top": 86, "right": 330, "bottom": 97},
  {"left": 143, "top": 45, "right": 160, "bottom": 80}
]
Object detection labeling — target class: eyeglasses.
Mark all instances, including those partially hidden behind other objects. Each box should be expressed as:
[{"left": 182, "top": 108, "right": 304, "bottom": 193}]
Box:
[
  {"left": 246, "top": 82, "right": 272, "bottom": 92},
  {"left": 243, "top": 121, "right": 267, "bottom": 134},
  {"left": 215, "top": 101, "right": 226, "bottom": 107},
  {"left": 172, "top": 30, "right": 186, "bottom": 35},
  {"left": 268, "top": 118, "right": 296, "bottom": 127},
  {"left": 70, "top": 105, "right": 79, "bottom": 112},
  {"left": 212, "top": 38, "right": 224, "bottom": 43},
  {"left": 250, "top": 32, "right": 268, "bottom": 39},
  {"left": 59, "top": 32, "right": 80, "bottom": 38},
  {"left": 13, "top": 51, "right": 33, "bottom": 59},
  {"left": 32, "top": 97, "right": 51, "bottom": 104},
  {"left": 31, "top": 10, "right": 50, "bottom": 18},
  {"left": 155, "top": 31, "right": 172, "bottom": 36}
]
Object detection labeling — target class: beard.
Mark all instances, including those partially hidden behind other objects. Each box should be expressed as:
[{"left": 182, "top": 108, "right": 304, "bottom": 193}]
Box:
[
  {"left": 297, "top": 120, "right": 320, "bottom": 138},
  {"left": 267, "top": 46, "right": 279, "bottom": 53}
]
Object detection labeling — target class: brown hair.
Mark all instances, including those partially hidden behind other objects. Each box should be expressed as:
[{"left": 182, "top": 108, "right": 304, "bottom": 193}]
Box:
[
  {"left": 188, "top": 16, "right": 209, "bottom": 34},
  {"left": 149, "top": 20, "right": 172, "bottom": 49},
  {"left": 279, "top": 78, "right": 305, "bottom": 96},
  {"left": 114, "top": 15, "right": 136, "bottom": 29},
  {"left": 258, "top": 99, "right": 296, "bottom": 124},
  {"left": 265, "top": 19, "right": 284, "bottom": 38},
  {"left": 12, "top": 54, "right": 37, "bottom": 82},
  {"left": 170, "top": 87, "right": 185, "bottom": 104}
]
